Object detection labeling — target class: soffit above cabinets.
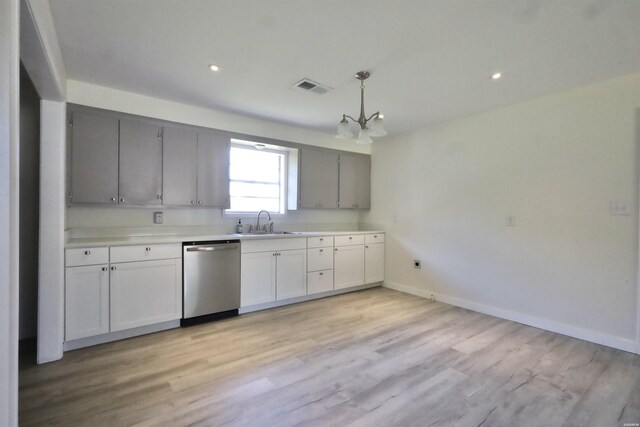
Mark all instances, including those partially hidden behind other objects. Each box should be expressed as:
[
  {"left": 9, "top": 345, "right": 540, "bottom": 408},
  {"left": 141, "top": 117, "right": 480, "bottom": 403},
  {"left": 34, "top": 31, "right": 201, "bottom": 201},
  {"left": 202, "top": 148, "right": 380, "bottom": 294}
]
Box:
[{"left": 48, "top": 0, "right": 640, "bottom": 136}]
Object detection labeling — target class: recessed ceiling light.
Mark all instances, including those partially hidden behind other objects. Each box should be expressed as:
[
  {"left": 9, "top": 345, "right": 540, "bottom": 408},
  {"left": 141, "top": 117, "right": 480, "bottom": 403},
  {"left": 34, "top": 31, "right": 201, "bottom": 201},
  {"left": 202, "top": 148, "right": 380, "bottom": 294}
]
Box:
[
  {"left": 208, "top": 64, "right": 220, "bottom": 72},
  {"left": 491, "top": 72, "right": 502, "bottom": 80}
]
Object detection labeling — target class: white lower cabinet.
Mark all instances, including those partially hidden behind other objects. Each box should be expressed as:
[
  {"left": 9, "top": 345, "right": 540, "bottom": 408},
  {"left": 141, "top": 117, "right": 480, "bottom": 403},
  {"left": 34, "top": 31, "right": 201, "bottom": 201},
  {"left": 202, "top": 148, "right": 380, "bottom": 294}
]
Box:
[
  {"left": 65, "top": 244, "right": 182, "bottom": 342},
  {"left": 276, "top": 249, "right": 307, "bottom": 300},
  {"left": 241, "top": 251, "right": 277, "bottom": 306},
  {"left": 334, "top": 244, "right": 365, "bottom": 289},
  {"left": 110, "top": 258, "right": 182, "bottom": 332},
  {"left": 365, "top": 243, "right": 385, "bottom": 284},
  {"left": 308, "top": 270, "right": 334, "bottom": 294},
  {"left": 241, "top": 238, "right": 307, "bottom": 307},
  {"left": 65, "top": 264, "right": 110, "bottom": 340}
]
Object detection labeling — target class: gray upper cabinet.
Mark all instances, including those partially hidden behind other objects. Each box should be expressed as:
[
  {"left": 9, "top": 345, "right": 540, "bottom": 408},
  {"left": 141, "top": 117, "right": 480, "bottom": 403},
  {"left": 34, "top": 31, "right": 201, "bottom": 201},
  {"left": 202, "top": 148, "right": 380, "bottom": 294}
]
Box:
[
  {"left": 197, "top": 129, "right": 230, "bottom": 208},
  {"left": 119, "top": 118, "right": 163, "bottom": 206},
  {"left": 162, "top": 125, "right": 198, "bottom": 206},
  {"left": 339, "top": 154, "right": 371, "bottom": 209},
  {"left": 299, "top": 148, "right": 339, "bottom": 209},
  {"left": 69, "top": 110, "right": 119, "bottom": 204}
]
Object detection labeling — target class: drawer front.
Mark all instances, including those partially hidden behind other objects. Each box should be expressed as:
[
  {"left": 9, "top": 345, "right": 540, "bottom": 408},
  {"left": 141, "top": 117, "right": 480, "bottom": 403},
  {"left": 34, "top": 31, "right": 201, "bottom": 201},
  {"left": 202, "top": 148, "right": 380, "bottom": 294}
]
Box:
[
  {"left": 307, "top": 270, "right": 334, "bottom": 295},
  {"left": 307, "top": 236, "right": 333, "bottom": 248},
  {"left": 66, "top": 247, "right": 109, "bottom": 267},
  {"left": 110, "top": 244, "right": 181, "bottom": 263},
  {"left": 334, "top": 235, "right": 365, "bottom": 247},
  {"left": 241, "top": 238, "right": 306, "bottom": 254},
  {"left": 365, "top": 233, "right": 385, "bottom": 244},
  {"left": 307, "top": 247, "right": 334, "bottom": 272}
]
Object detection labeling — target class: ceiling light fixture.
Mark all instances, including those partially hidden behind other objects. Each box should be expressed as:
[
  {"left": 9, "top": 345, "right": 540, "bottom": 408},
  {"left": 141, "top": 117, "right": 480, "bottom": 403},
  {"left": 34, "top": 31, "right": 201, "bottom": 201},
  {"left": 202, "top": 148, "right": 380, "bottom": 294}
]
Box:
[
  {"left": 208, "top": 64, "right": 220, "bottom": 72},
  {"left": 336, "top": 71, "right": 386, "bottom": 144},
  {"left": 491, "top": 72, "right": 502, "bottom": 80}
]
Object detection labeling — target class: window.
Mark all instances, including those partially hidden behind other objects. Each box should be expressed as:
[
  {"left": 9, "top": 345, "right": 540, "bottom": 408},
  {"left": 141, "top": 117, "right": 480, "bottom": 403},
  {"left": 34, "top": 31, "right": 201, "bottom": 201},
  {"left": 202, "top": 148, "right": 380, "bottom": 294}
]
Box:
[{"left": 228, "top": 143, "right": 287, "bottom": 213}]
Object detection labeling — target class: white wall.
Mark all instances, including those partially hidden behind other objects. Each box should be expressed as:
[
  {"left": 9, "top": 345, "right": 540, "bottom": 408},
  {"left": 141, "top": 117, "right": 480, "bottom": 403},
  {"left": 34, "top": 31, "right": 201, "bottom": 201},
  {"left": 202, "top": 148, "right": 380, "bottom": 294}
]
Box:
[
  {"left": 19, "top": 65, "right": 40, "bottom": 340},
  {"left": 65, "top": 80, "right": 367, "bottom": 235},
  {"left": 0, "top": 0, "right": 20, "bottom": 424},
  {"left": 362, "top": 73, "right": 640, "bottom": 351}
]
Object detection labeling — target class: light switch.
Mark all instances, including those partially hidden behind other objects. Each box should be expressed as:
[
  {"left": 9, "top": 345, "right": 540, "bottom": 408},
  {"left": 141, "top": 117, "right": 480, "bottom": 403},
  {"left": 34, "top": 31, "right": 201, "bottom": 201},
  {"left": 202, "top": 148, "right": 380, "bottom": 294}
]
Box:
[
  {"left": 505, "top": 215, "right": 516, "bottom": 227},
  {"left": 609, "top": 200, "right": 631, "bottom": 216}
]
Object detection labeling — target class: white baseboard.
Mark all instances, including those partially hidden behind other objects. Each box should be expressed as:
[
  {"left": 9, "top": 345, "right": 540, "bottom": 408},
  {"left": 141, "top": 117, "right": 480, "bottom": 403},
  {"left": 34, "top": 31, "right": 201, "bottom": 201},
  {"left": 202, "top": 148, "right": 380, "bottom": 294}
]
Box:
[
  {"left": 383, "top": 281, "right": 638, "bottom": 354},
  {"left": 240, "top": 282, "right": 382, "bottom": 314},
  {"left": 63, "top": 320, "right": 180, "bottom": 351}
]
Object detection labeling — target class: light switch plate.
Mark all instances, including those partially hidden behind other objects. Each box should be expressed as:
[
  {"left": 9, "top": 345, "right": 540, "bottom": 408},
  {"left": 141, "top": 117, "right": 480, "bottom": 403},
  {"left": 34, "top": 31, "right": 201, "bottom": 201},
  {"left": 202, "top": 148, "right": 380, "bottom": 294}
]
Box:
[
  {"left": 609, "top": 200, "right": 631, "bottom": 216},
  {"left": 153, "top": 211, "right": 163, "bottom": 224},
  {"left": 506, "top": 215, "right": 516, "bottom": 226}
]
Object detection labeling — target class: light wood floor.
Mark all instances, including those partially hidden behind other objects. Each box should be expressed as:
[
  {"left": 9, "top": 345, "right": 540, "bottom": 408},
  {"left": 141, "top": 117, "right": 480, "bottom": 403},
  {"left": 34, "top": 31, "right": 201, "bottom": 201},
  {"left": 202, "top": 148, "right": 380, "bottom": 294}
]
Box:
[{"left": 19, "top": 287, "right": 640, "bottom": 426}]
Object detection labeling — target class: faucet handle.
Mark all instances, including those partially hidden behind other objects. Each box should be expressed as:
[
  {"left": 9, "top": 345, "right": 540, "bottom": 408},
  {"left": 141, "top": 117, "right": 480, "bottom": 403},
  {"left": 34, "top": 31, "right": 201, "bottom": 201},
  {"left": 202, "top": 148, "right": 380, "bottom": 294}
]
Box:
[{"left": 269, "top": 222, "right": 274, "bottom": 233}]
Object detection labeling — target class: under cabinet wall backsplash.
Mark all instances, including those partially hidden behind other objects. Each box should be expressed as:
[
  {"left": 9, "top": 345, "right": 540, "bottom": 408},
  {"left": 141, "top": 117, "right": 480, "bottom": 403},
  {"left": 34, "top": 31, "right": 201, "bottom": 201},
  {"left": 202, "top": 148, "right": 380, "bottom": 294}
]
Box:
[{"left": 66, "top": 206, "right": 361, "bottom": 238}]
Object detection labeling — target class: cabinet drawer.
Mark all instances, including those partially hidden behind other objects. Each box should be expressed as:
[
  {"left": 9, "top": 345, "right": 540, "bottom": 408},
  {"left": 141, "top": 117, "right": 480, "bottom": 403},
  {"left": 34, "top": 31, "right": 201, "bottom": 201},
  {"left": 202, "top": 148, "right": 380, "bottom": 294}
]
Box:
[
  {"left": 334, "top": 235, "right": 364, "bottom": 247},
  {"left": 307, "top": 270, "right": 334, "bottom": 295},
  {"left": 66, "top": 247, "right": 109, "bottom": 267},
  {"left": 241, "top": 238, "right": 306, "bottom": 254},
  {"left": 307, "top": 236, "right": 333, "bottom": 248},
  {"left": 307, "top": 247, "right": 333, "bottom": 272},
  {"left": 365, "top": 233, "right": 385, "bottom": 244},
  {"left": 110, "top": 244, "right": 181, "bottom": 263}
]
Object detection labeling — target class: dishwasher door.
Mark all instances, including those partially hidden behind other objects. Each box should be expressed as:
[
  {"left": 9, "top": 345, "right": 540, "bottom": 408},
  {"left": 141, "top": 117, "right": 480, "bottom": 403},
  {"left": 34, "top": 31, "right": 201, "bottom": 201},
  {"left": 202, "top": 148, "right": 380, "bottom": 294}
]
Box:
[{"left": 183, "top": 240, "right": 240, "bottom": 323}]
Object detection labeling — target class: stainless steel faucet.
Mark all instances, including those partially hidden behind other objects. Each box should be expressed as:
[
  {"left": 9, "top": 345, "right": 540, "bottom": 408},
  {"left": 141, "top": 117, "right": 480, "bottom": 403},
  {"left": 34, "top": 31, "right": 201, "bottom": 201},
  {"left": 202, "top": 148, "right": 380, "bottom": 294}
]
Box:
[{"left": 256, "top": 210, "right": 272, "bottom": 233}]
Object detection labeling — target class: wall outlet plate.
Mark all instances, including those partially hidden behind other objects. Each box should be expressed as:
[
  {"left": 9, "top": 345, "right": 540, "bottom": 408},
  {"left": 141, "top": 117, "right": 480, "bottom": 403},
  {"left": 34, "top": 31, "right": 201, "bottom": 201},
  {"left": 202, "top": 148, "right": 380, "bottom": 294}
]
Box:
[{"left": 153, "top": 211, "right": 163, "bottom": 224}]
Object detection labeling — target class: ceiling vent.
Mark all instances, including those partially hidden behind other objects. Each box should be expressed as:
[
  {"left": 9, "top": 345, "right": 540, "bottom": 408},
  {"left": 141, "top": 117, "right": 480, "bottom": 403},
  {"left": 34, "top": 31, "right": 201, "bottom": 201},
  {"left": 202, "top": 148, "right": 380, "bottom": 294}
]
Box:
[{"left": 293, "top": 78, "right": 332, "bottom": 95}]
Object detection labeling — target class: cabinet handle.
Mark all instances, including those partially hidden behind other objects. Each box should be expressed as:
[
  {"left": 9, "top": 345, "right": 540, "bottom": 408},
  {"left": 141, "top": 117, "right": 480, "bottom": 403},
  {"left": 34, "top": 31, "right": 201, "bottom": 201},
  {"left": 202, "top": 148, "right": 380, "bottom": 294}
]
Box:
[
  {"left": 84, "top": 250, "right": 91, "bottom": 255},
  {"left": 110, "top": 197, "right": 116, "bottom": 202},
  {"left": 198, "top": 201, "right": 202, "bottom": 205},
  {"left": 334, "top": 248, "right": 338, "bottom": 251},
  {"left": 374, "top": 235, "right": 377, "bottom": 238},
  {"left": 365, "top": 245, "right": 369, "bottom": 248},
  {"left": 319, "top": 272, "right": 323, "bottom": 276},
  {"left": 191, "top": 201, "right": 195, "bottom": 205},
  {"left": 349, "top": 237, "right": 352, "bottom": 240},
  {"left": 110, "top": 266, "right": 116, "bottom": 271},
  {"left": 319, "top": 238, "right": 323, "bottom": 241},
  {"left": 102, "top": 267, "right": 107, "bottom": 271},
  {"left": 146, "top": 247, "right": 151, "bottom": 252},
  {"left": 120, "top": 198, "right": 125, "bottom": 203},
  {"left": 157, "top": 195, "right": 161, "bottom": 200},
  {"left": 319, "top": 249, "right": 323, "bottom": 253}
]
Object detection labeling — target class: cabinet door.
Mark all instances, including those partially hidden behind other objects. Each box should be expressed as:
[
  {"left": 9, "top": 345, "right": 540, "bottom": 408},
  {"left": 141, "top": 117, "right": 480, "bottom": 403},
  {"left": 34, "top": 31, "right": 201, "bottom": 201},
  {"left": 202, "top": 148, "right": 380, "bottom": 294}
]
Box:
[
  {"left": 339, "top": 154, "right": 371, "bottom": 209},
  {"left": 365, "top": 243, "right": 385, "bottom": 284},
  {"left": 334, "top": 245, "right": 365, "bottom": 290},
  {"left": 299, "top": 148, "right": 338, "bottom": 208},
  {"left": 276, "top": 249, "right": 307, "bottom": 300},
  {"left": 69, "top": 110, "right": 119, "bottom": 204},
  {"left": 241, "top": 252, "right": 276, "bottom": 306},
  {"left": 110, "top": 258, "right": 182, "bottom": 332},
  {"left": 197, "top": 129, "right": 230, "bottom": 207},
  {"left": 119, "top": 118, "right": 163, "bottom": 206},
  {"left": 162, "top": 125, "right": 198, "bottom": 206},
  {"left": 65, "top": 264, "right": 110, "bottom": 340}
]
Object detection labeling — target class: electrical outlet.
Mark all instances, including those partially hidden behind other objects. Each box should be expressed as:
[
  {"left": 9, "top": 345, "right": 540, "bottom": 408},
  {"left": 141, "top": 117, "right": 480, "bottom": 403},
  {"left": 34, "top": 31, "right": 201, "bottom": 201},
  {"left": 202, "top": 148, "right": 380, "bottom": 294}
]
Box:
[
  {"left": 413, "top": 259, "right": 422, "bottom": 269},
  {"left": 153, "top": 211, "right": 163, "bottom": 224}
]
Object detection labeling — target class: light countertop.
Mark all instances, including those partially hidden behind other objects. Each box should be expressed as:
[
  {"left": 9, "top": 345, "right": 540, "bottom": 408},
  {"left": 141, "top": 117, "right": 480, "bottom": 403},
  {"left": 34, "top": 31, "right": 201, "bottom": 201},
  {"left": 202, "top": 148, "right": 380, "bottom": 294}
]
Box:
[{"left": 65, "top": 230, "right": 385, "bottom": 248}]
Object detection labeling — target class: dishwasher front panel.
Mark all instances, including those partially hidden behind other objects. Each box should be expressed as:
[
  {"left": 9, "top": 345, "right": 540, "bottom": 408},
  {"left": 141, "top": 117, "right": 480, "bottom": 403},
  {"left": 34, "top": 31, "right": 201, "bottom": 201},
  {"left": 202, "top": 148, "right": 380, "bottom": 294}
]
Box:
[{"left": 183, "top": 241, "right": 241, "bottom": 320}]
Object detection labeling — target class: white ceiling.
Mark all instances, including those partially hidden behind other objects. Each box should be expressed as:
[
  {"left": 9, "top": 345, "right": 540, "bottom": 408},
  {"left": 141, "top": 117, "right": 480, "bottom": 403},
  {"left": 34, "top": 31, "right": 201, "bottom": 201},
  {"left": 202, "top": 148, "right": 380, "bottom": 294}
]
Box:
[{"left": 48, "top": 0, "right": 640, "bottom": 136}]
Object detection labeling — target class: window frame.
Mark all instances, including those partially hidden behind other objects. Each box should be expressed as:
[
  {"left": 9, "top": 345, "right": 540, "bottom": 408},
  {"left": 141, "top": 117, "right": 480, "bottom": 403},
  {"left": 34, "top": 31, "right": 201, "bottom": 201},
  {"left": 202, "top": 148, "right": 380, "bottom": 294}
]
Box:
[{"left": 225, "top": 142, "right": 288, "bottom": 215}]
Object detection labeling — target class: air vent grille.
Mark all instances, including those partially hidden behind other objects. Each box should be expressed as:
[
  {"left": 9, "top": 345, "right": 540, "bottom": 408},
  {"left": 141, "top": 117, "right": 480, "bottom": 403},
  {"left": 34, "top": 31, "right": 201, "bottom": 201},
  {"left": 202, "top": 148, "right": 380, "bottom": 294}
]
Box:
[{"left": 293, "top": 78, "right": 332, "bottom": 95}]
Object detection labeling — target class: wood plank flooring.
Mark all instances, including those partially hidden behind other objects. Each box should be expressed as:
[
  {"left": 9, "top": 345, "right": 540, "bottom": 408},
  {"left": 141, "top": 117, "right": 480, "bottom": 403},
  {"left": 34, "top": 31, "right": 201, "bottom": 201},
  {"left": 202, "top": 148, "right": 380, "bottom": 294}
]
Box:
[{"left": 19, "top": 287, "right": 640, "bottom": 426}]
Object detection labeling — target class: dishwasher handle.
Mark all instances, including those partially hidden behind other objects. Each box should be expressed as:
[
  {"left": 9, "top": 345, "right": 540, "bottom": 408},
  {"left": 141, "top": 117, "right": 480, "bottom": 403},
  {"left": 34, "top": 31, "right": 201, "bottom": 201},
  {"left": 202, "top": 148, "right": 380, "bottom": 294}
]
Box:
[{"left": 186, "top": 244, "right": 240, "bottom": 252}]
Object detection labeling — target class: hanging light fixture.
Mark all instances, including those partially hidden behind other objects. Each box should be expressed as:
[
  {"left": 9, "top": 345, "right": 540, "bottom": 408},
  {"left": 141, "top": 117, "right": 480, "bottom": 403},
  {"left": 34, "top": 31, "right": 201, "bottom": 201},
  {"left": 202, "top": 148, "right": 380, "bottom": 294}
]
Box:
[{"left": 336, "top": 71, "right": 387, "bottom": 144}]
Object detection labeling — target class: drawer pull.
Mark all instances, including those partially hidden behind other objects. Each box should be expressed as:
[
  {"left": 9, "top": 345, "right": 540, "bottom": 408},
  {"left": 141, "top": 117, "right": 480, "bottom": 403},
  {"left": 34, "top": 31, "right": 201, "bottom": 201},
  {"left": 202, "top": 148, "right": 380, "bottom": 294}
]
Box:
[
  {"left": 110, "top": 266, "right": 116, "bottom": 271},
  {"left": 84, "top": 250, "right": 91, "bottom": 255},
  {"left": 319, "top": 272, "right": 323, "bottom": 276},
  {"left": 349, "top": 237, "right": 352, "bottom": 240},
  {"left": 102, "top": 267, "right": 107, "bottom": 271},
  {"left": 319, "top": 249, "right": 323, "bottom": 253},
  {"left": 319, "top": 238, "right": 323, "bottom": 241},
  {"left": 146, "top": 247, "right": 151, "bottom": 252}
]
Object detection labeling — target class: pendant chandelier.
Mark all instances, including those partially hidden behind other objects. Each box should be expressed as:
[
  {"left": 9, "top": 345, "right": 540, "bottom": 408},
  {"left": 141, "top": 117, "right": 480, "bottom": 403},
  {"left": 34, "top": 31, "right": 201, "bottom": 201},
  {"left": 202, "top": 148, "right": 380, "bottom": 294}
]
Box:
[{"left": 335, "top": 71, "right": 387, "bottom": 144}]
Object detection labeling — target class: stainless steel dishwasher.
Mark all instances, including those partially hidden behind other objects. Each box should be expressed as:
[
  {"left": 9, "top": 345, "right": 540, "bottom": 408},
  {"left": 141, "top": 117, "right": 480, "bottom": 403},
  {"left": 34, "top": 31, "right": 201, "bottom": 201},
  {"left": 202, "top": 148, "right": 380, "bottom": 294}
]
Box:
[{"left": 182, "top": 239, "right": 240, "bottom": 326}]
